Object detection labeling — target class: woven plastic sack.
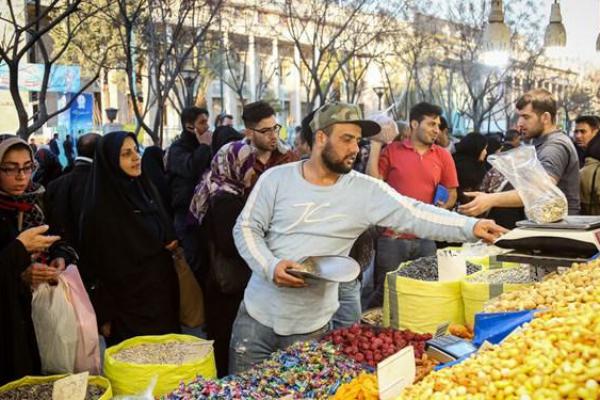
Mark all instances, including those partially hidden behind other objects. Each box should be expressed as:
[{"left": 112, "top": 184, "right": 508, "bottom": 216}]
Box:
[
  {"left": 383, "top": 261, "right": 464, "bottom": 334},
  {"left": 461, "top": 266, "right": 534, "bottom": 325},
  {"left": 104, "top": 334, "right": 217, "bottom": 397},
  {"left": 31, "top": 278, "right": 78, "bottom": 374},
  {"left": 488, "top": 145, "right": 567, "bottom": 223},
  {"left": 0, "top": 374, "right": 112, "bottom": 400}
]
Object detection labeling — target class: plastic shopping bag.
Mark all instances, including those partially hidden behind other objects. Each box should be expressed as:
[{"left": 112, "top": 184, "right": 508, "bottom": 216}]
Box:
[
  {"left": 31, "top": 279, "right": 78, "bottom": 374},
  {"left": 367, "top": 108, "right": 398, "bottom": 144},
  {"left": 487, "top": 145, "right": 567, "bottom": 223},
  {"left": 62, "top": 265, "right": 101, "bottom": 374}
]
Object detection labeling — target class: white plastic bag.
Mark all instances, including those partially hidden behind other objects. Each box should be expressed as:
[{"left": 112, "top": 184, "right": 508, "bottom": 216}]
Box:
[
  {"left": 31, "top": 278, "right": 78, "bottom": 374},
  {"left": 488, "top": 145, "right": 567, "bottom": 223},
  {"left": 367, "top": 108, "right": 398, "bottom": 144}
]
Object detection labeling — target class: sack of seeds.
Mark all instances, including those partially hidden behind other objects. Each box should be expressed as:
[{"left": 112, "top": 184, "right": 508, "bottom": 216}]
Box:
[
  {"left": 103, "top": 334, "right": 216, "bottom": 397},
  {"left": 461, "top": 265, "right": 535, "bottom": 325},
  {"left": 382, "top": 256, "right": 482, "bottom": 334},
  {"left": 0, "top": 374, "right": 112, "bottom": 400},
  {"left": 487, "top": 145, "right": 567, "bottom": 223}
]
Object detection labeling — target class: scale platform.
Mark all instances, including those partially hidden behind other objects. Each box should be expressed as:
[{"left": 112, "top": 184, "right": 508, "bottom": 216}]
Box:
[{"left": 495, "top": 216, "right": 600, "bottom": 274}]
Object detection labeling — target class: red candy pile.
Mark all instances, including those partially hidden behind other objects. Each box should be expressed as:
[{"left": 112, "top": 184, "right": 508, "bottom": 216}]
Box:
[{"left": 322, "top": 324, "right": 432, "bottom": 367}]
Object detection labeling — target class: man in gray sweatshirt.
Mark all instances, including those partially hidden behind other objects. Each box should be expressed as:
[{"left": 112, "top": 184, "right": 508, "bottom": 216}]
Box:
[{"left": 229, "top": 102, "right": 506, "bottom": 374}]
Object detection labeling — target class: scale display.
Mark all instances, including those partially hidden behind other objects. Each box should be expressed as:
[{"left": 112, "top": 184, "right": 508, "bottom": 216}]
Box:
[{"left": 425, "top": 335, "right": 477, "bottom": 363}]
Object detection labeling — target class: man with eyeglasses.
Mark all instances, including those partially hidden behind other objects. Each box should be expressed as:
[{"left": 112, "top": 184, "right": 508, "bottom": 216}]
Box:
[{"left": 241, "top": 101, "right": 298, "bottom": 186}]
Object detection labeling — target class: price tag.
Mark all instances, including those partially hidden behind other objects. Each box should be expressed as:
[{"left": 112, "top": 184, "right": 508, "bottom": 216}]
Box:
[
  {"left": 52, "top": 372, "right": 88, "bottom": 400},
  {"left": 435, "top": 321, "right": 450, "bottom": 338},
  {"left": 437, "top": 249, "right": 466, "bottom": 282},
  {"left": 377, "top": 345, "right": 415, "bottom": 400}
]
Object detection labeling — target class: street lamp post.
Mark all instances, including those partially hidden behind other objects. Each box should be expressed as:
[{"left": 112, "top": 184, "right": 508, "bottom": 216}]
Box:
[
  {"left": 373, "top": 86, "right": 385, "bottom": 110},
  {"left": 181, "top": 68, "right": 195, "bottom": 107}
]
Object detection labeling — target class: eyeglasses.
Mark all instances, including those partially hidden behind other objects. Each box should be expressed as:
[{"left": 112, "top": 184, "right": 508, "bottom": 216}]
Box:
[
  {"left": 0, "top": 164, "right": 36, "bottom": 177},
  {"left": 252, "top": 124, "right": 282, "bottom": 135}
]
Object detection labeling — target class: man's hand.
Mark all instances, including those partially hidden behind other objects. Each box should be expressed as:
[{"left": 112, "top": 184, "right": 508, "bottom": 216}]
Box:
[
  {"left": 196, "top": 130, "right": 212, "bottom": 146},
  {"left": 273, "top": 260, "right": 307, "bottom": 288},
  {"left": 16, "top": 225, "right": 60, "bottom": 253},
  {"left": 473, "top": 219, "right": 508, "bottom": 243},
  {"left": 458, "top": 192, "right": 495, "bottom": 216},
  {"left": 21, "top": 263, "right": 60, "bottom": 288}
]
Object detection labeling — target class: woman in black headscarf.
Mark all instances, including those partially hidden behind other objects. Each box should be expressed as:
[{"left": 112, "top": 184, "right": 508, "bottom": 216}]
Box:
[
  {"left": 80, "top": 132, "right": 179, "bottom": 345},
  {"left": 0, "top": 136, "right": 76, "bottom": 384},
  {"left": 211, "top": 126, "right": 243, "bottom": 154},
  {"left": 453, "top": 132, "right": 488, "bottom": 206}
]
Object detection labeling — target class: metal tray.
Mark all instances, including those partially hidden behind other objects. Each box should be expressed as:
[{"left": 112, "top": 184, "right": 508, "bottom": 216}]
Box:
[
  {"left": 515, "top": 216, "right": 600, "bottom": 230},
  {"left": 288, "top": 255, "right": 360, "bottom": 283}
]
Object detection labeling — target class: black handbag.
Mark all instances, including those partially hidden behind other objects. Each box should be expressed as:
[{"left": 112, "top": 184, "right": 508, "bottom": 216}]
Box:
[{"left": 207, "top": 240, "right": 251, "bottom": 295}]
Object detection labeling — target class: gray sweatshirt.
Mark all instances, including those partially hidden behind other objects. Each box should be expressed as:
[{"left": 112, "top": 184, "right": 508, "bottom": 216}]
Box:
[{"left": 233, "top": 161, "right": 478, "bottom": 335}]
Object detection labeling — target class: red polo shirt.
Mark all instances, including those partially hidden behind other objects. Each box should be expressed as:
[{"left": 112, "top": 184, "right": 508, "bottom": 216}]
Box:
[{"left": 379, "top": 139, "right": 458, "bottom": 238}]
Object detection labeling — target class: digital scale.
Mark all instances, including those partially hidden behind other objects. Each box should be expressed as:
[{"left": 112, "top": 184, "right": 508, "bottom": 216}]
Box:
[
  {"left": 425, "top": 335, "right": 478, "bottom": 363},
  {"left": 494, "top": 216, "right": 600, "bottom": 276}
]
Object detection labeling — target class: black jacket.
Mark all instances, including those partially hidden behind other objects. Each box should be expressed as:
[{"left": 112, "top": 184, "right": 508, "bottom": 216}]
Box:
[
  {"left": 166, "top": 130, "right": 211, "bottom": 214},
  {"left": 45, "top": 159, "right": 92, "bottom": 250}
]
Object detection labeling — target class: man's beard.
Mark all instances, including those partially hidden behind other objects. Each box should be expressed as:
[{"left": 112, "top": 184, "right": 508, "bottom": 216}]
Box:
[{"left": 322, "top": 141, "right": 353, "bottom": 174}]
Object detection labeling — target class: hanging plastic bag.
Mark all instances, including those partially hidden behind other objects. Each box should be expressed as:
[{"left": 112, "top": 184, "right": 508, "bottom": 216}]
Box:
[
  {"left": 487, "top": 145, "right": 567, "bottom": 223},
  {"left": 61, "top": 265, "right": 101, "bottom": 374},
  {"left": 367, "top": 106, "right": 399, "bottom": 144},
  {"left": 31, "top": 279, "right": 78, "bottom": 374}
]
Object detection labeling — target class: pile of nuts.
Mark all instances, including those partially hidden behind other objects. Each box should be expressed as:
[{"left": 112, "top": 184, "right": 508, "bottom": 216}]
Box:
[
  {"left": 322, "top": 324, "right": 437, "bottom": 381},
  {"left": 466, "top": 266, "right": 535, "bottom": 284},
  {"left": 396, "top": 256, "right": 481, "bottom": 281},
  {"left": 484, "top": 261, "right": 600, "bottom": 312},
  {"left": 112, "top": 340, "right": 212, "bottom": 365},
  {"left": 399, "top": 303, "right": 600, "bottom": 399},
  {"left": 527, "top": 195, "right": 567, "bottom": 223},
  {"left": 0, "top": 383, "right": 104, "bottom": 400}
]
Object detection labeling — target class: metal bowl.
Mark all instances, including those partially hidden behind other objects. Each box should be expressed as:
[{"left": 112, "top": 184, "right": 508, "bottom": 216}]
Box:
[{"left": 288, "top": 255, "right": 360, "bottom": 283}]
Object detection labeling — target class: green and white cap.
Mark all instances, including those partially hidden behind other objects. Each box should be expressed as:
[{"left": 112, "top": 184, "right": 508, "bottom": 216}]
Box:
[{"left": 309, "top": 102, "right": 381, "bottom": 138}]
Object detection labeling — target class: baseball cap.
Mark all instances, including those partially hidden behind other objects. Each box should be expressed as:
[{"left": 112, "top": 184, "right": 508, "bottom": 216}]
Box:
[{"left": 309, "top": 102, "right": 381, "bottom": 138}]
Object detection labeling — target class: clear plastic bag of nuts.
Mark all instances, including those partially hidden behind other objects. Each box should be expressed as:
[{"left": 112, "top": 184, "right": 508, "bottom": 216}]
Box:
[{"left": 488, "top": 145, "right": 567, "bottom": 223}]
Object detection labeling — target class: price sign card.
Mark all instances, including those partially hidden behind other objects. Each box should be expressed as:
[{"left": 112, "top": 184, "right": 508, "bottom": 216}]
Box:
[{"left": 377, "top": 345, "right": 415, "bottom": 400}]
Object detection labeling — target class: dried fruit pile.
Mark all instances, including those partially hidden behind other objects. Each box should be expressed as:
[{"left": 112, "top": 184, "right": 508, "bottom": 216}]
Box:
[
  {"left": 399, "top": 303, "right": 600, "bottom": 399},
  {"left": 397, "top": 256, "right": 480, "bottom": 281},
  {"left": 361, "top": 308, "right": 383, "bottom": 327},
  {"left": 112, "top": 340, "right": 212, "bottom": 365},
  {"left": 332, "top": 373, "right": 378, "bottom": 400},
  {"left": 484, "top": 261, "right": 600, "bottom": 312},
  {"left": 0, "top": 383, "right": 104, "bottom": 400}
]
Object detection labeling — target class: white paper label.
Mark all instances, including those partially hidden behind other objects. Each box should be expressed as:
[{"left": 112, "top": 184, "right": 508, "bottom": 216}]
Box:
[
  {"left": 377, "top": 345, "right": 416, "bottom": 400},
  {"left": 52, "top": 372, "right": 89, "bottom": 400},
  {"left": 437, "top": 249, "right": 466, "bottom": 281}
]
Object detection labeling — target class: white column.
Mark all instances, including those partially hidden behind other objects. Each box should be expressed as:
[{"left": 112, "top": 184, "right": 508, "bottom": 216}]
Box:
[
  {"left": 247, "top": 35, "right": 257, "bottom": 102},
  {"left": 292, "top": 45, "right": 302, "bottom": 123}
]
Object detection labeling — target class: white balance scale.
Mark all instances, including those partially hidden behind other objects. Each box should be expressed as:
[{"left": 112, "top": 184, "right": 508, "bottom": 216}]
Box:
[{"left": 494, "top": 216, "right": 600, "bottom": 271}]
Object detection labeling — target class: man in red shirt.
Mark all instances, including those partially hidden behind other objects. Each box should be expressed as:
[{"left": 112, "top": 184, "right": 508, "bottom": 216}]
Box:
[{"left": 366, "top": 102, "right": 458, "bottom": 307}]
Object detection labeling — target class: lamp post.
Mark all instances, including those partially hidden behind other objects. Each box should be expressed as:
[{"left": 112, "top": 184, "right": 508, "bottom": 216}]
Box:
[
  {"left": 373, "top": 86, "right": 385, "bottom": 110},
  {"left": 181, "top": 68, "right": 195, "bottom": 107},
  {"left": 481, "top": 0, "right": 510, "bottom": 67}
]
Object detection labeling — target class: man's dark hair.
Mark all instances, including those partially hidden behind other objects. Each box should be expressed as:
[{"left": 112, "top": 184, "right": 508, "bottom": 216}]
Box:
[
  {"left": 242, "top": 101, "right": 275, "bottom": 128},
  {"left": 77, "top": 133, "right": 101, "bottom": 159},
  {"left": 515, "top": 89, "right": 557, "bottom": 123},
  {"left": 439, "top": 115, "right": 448, "bottom": 131},
  {"left": 53, "top": 133, "right": 59, "bottom": 139},
  {"left": 409, "top": 102, "right": 443, "bottom": 124},
  {"left": 214, "top": 113, "right": 233, "bottom": 127},
  {"left": 180, "top": 106, "right": 209, "bottom": 127},
  {"left": 575, "top": 115, "right": 600, "bottom": 131},
  {"left": 504, "top": 129, "right": 520, "bottom": 142},
  {"left": 300, "top": 109, "right": 317, "bottom": 149}
]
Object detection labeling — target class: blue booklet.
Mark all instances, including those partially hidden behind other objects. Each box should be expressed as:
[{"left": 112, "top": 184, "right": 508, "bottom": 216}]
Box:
[{"left": 433, "top": 184, "right": 449, "bottom": 205}]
